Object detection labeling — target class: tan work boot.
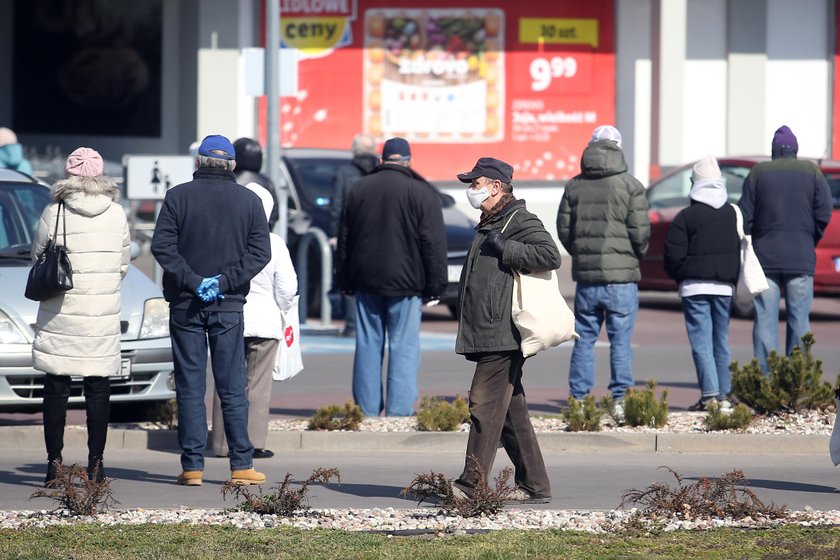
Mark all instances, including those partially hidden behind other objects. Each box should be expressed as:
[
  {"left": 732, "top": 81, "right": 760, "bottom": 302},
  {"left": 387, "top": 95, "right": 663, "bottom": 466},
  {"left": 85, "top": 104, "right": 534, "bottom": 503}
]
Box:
[
  {"left": 230, "top": 468, "right": 266, "bottom": 485},
  {"left": 176, "top": 470, "right": 203, "bottom": 486}
]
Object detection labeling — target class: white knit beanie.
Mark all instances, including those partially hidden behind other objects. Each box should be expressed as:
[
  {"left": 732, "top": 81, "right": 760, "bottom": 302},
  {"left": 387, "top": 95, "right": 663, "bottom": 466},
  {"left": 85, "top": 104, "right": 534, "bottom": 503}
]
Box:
[
  {"left": 590, "top": 125, "right": 622, "bottom": 148},
  {"left": 691, "top": 156, "right": 721, "bottom": 183}
]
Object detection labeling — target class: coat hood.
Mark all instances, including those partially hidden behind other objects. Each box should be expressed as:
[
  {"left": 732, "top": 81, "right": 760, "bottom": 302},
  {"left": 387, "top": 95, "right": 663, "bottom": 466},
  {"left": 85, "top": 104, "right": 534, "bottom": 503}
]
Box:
[
  {"left": 0, "top": 143, "right": 25, "bottom": 168},
  {"left": 689, "top": 178, "right": 728, "bottom": 209},
  {"left": 52, "top": 175, "right": 120, "bottom": 217},
  {"left": 580, "top": 140, "right": 628, "bottom": 179}
]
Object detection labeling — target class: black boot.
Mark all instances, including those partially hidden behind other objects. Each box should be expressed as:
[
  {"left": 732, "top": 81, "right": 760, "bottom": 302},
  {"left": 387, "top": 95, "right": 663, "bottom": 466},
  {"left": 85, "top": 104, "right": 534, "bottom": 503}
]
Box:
[
  {"left": 84, "top": 376, "right": 110, "bottom": 482},
  {"left": 42, "top": 374, "right": 70, "bottom": 486}
]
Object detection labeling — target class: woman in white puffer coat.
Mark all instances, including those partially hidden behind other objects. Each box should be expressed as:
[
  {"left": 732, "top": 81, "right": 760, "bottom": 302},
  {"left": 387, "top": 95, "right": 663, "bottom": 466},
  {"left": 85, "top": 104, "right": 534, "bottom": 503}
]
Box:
[
  {"left": 31, "top": 147, "right": 130, "bottom": 485},
  {"left": 211, "top": 182, "right": 297, "bottom": 459}
]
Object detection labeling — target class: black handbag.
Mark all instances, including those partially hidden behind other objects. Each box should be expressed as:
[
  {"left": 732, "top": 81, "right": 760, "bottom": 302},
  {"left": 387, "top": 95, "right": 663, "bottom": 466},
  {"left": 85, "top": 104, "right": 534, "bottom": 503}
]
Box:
[{"left": 25, "top": 201, "right": 73, "bottom": 301}]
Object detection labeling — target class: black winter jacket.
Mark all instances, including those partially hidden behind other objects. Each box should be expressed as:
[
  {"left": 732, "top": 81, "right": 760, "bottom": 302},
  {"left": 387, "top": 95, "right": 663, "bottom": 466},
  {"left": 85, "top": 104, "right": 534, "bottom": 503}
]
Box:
[
  {"left": 738, "top": 156, "right": 832, "bottom": 275},
  {"left": 663, "top": 202, "right": 740, "bottom": 285},
  {"left": 336, "top": 163, "right": 447, "bottom": 298},
  {"left": 151, "top": 167, "right": 271, "bottom": 311},
  {"left": 329, "top": 153, "right": 378, "bottom": 237},
  {"left": 455, "top": 200, "right": 561, "bottom": 356}
]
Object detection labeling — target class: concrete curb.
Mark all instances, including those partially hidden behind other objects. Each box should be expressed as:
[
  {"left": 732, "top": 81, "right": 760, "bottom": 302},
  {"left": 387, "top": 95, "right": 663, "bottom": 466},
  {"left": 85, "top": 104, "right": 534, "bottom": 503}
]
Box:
[{"left": 0, "top": 427, "right": 830, "bottom": 455}]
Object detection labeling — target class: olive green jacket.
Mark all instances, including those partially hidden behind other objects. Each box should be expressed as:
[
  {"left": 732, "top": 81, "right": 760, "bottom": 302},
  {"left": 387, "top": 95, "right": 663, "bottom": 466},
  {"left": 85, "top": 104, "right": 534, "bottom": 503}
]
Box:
[
  {"left": 556, "top": 141, "right": 650, "bottom": 283},
  {"left": 455, "top": 200, "right": 561, "bottom": 356}
]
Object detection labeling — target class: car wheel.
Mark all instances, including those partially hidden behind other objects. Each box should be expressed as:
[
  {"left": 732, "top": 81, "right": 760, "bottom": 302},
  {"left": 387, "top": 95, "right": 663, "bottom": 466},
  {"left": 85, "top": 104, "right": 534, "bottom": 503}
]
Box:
[{"left": 731, "top": 297, "right": 755, "bottom": 319}]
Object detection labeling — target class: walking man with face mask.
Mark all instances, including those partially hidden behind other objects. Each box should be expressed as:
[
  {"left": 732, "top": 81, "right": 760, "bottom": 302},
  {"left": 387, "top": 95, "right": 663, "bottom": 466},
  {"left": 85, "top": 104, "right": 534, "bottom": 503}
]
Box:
[{"left": 451, "top": 157, "right": 560, "bottom": 504}]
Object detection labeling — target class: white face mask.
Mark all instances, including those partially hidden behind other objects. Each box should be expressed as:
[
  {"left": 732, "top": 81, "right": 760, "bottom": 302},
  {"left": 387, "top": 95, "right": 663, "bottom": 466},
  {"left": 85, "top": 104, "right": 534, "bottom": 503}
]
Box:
[{"left": 466, "top": 187, "right": 490, "bottom": 209}]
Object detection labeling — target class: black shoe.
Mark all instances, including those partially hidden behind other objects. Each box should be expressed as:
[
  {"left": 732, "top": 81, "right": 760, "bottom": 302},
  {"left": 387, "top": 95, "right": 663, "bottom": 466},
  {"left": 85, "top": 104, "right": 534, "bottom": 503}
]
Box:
[
  {"left": 45, "top": 458, "right": 62, "bottom": 487},
  {"left": 253, "top": 448, "right": 274, "bottom": 459},
  {"left": 688, "top": 398, "right": 716, "bottom": 412},
  {"left": 87, "top": 460, "right": 106, "bottom": 483},
  {"left": 340, "top": 329, "right": 356, "bottom": 338}
]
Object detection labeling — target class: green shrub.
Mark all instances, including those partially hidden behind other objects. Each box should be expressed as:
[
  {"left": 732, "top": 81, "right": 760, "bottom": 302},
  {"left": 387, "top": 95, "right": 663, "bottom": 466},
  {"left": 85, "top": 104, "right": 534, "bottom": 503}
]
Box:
[
  {"left": 562, "top": 395, "right": 603, "bottom": 432},
  {"left": 416, "top": 396, "right": 470, "bottom": 432},
  {"left": 308, "top": 401, "right": 364, "bottom": 431},
  {"left": 731, "top": 333, "right": 836, "bottom": 414},
  {"left": 622, "top": 379, "right": 669, "bottom": 428},
  {"left": 703, "top": 402, "right": 754, "bottom": 431}
]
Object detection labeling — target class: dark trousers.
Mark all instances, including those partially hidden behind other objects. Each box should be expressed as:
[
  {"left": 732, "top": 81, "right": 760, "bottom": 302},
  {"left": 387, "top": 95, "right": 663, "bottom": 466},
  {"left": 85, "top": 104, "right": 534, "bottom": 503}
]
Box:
[
  {"left": 43, "top": 374, "right": 110, "bottom": 464},
  {"left": 455, "top": 351, "right": 550, "bottom": 497}
]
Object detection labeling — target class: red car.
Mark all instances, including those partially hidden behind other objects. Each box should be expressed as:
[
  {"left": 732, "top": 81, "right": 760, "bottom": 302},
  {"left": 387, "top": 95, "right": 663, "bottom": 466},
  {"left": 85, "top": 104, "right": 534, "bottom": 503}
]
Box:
[{"left": 640, "top": 157, "right": 840, "bottom": 314}]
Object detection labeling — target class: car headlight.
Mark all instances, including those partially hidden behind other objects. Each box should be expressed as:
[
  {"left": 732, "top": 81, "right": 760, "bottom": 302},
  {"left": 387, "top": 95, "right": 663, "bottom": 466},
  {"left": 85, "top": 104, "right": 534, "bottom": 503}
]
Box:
[
  {"left": 139, "top": 298, "right": 170, "bottom": 339},
  {"left": 0, "top": 309, "right": 28, "bottom": 344}
]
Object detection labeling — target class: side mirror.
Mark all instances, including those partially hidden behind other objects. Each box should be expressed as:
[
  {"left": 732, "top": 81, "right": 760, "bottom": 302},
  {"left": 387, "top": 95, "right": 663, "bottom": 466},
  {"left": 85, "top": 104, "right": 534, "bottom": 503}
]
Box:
[{"left": 130, "top": 241, "right": 141, "bottom": 260}]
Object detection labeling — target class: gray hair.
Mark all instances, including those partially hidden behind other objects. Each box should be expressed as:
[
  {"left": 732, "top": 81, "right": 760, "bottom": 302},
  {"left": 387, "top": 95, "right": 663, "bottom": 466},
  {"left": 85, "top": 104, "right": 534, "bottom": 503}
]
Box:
[
  {"left": 351, "top": 133, "right": 377, "bottom": 157},
  {"left": 196, "top": 154, "right": 236, "bottom": 171}
]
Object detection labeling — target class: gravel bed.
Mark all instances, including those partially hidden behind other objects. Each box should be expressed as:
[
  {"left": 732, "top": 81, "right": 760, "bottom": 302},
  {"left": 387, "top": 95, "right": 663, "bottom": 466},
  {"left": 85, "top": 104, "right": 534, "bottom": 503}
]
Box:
[
  {"left": 2, "top": 506, "right": 839, "bottom": 532},
  {"left": 101, "top": 409, "right": 836, "bottom": 435}
]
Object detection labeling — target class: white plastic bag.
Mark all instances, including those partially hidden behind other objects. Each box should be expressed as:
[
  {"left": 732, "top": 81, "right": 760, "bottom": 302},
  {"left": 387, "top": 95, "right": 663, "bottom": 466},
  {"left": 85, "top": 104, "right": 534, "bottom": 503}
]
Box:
[
  {"left": 731, "top": 204, "right": 769, "bottom": 307},
  {"left": 830, "top": 396, "right": 840, "bottom": 466},
  {"left": 273, "top": 295, "right": 304, "bottom": 381},
  {"left": 511, "top": 268, "right": 579, "bottom": 358}
]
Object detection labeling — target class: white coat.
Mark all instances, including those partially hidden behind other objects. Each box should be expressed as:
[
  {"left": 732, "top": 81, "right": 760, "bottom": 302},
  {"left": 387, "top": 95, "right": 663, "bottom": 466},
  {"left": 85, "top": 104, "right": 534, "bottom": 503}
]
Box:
[
  {"left": 31, "top": 175, "right": 130, "bottom": 377},
  {"left": 242, "top": 183, "right": 297, "bottom": 339}
]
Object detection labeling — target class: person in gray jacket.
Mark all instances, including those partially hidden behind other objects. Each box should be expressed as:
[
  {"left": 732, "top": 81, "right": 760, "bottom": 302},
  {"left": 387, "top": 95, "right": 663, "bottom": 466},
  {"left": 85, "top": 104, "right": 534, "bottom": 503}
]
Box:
[
  {"left": 452, "top": 157, "right": 560, "bottom": 504},
  {"left": 556, "top": 125, "right": 650, "bottom": 420}
]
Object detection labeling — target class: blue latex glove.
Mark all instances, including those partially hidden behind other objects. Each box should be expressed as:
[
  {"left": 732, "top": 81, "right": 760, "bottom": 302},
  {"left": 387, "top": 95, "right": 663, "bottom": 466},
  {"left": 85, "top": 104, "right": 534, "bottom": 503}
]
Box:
[{"left": 196, "top": 276, "right": 223, "bottom": 303}]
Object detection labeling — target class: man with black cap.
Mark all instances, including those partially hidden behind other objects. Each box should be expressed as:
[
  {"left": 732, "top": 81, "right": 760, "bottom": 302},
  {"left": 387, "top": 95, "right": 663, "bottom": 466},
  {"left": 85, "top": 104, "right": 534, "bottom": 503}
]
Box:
[
  {"left": 336, "top": 137, "right": 447, "bottom": 417},
  {"left": 233, "top": 137, "right": 279, "bottom": 230},
  {"left": 152, "top": 134, "right": 270, "bottom": 487},
  {"left": 738, "top": 125, "right": 832, "bottom": 374},
  {"left": 451, "top": 156, "right": 560, "bottom": 504}
]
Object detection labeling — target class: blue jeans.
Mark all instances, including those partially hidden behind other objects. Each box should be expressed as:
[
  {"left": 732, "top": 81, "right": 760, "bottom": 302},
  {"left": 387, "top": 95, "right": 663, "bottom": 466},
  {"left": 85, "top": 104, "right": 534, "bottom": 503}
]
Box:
[
  {"left": 353, "top": 292, "right": 421, "bottom": 416},
  {"left": 753, "top": 273, "right": 813, "bottom": 374},
  {"left": 170, "top": 309, "right": 253, "bottom": 472},
  {"left": 682, "top": 295, "right": 732, "bottom": 400},
  {"left": 569, "top": 283, "right": 638, "bottom": 400}
]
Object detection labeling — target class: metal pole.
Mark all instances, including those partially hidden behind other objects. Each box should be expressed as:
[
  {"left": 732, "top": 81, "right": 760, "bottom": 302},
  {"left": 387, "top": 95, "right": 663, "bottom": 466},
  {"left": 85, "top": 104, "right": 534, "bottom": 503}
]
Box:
[{"left": 265, "top": 0, "right": 288, "bottom": 240}]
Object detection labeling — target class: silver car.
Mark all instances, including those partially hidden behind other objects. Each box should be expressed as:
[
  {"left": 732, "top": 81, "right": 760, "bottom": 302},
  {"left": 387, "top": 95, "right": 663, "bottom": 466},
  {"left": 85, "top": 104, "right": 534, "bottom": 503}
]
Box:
[{"left": 0, "top": 169, "right": 174, "bottom": 414}]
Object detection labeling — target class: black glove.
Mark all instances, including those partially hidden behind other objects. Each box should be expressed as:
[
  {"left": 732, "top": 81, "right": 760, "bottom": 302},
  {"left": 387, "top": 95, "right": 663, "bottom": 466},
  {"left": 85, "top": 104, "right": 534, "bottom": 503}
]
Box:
[{"left": 484, "top": 230, "right": 506, "bottom": 256}]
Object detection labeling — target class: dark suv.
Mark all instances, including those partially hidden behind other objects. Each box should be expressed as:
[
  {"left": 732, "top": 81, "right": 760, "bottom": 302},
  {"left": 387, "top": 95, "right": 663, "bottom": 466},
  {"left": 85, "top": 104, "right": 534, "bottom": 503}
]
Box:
[{"left": 277, "top": 148, "right": 474, "bottom": 317}]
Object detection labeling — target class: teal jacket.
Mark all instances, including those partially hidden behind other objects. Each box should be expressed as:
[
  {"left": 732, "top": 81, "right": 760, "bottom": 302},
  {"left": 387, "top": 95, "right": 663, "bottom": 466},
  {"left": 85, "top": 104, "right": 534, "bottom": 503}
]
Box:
[
  {"left": 556, "top": 141, "right": 650, "bottom": 283},
  {"left": 0, "top": 143, "right": 33, "bottom": 175},
  {"left": 455, "top": 199, "right": 561, "bottom": 356}
]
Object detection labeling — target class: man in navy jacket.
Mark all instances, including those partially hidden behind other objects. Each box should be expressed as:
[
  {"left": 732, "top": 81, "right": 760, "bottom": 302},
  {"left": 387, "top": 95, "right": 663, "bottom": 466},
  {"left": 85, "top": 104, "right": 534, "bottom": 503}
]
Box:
[
  {"left": 152, "top": 134, "right": 270, "bottom": 487},
  {"left": 738, "top": 125, "right": 832, "bottom": 373}
]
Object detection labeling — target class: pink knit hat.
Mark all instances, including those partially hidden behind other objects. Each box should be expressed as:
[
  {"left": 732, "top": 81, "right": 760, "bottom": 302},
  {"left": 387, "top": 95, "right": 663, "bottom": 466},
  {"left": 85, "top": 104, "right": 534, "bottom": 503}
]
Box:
[{"left": 65, "top": 147, "right": 104, "bottom": 178}]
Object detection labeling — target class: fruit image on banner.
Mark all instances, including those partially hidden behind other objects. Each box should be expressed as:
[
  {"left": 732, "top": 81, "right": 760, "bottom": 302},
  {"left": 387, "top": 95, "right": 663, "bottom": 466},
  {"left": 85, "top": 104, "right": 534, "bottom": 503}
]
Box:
[{"left": 363, "top": 9, "right": 504, "bottom": 143}]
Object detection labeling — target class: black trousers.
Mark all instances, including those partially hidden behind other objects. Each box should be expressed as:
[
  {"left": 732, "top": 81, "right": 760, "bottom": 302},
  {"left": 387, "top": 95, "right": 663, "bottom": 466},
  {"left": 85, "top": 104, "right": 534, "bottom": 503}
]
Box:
[
  {"left": 455, "top": 351, "right": 551, "bottom": 497},
  {"left": 43, "top": 374, "right": 110, "bottom": 464}
]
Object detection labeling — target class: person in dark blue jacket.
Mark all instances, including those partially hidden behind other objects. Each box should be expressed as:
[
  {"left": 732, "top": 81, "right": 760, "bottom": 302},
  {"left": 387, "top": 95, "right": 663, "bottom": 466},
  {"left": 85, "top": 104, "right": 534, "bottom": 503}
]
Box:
[
  {"left": 664, "top": 156, "right": 740, "bottom": 411},
  {"left": 738, "top": 125, "right": 833, "bottom": 374},
  {"left": 151, "top": 134, "right": 270, "bottom": 487}
]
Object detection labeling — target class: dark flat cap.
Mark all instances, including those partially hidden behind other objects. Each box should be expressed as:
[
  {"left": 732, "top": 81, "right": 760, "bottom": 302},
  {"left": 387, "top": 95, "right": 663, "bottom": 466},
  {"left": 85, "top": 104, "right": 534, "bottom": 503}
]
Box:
[{"left": 457, "top": 157, "right": 513, "bottom": 183}]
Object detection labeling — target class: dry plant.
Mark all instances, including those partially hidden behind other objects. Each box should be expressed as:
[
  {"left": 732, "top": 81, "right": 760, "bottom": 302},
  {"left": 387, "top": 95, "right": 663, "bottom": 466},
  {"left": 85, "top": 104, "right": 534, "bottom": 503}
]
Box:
[
  {"left": 401, "top": 456, "right": 516, "bottom": 517},
  {"left": 30, "top": 462, "right": 118, "bottom": 516},
  {"left": 620, "top": 467, "right": 787, "bottom": 520},
  {"left": 308, "top": 401, "right": 364, "bottom": 431},
  {"left": 221, "top": 467, "right": 340, "bottom": 516},
  {"left": 416, "top": 395, "right": 470, "bottom": 431}
]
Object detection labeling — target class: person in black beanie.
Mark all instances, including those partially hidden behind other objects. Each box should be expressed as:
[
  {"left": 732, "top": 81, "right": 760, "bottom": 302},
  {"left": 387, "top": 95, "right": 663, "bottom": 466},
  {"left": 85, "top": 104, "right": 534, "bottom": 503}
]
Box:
[{"left": 233, "top": 137, "right": 279, "bottom": 230}]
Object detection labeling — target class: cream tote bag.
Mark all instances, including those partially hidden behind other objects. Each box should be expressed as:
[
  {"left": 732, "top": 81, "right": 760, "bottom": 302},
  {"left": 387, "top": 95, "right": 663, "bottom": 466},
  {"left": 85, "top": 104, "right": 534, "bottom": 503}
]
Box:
[
  {"left": 501, "top": 211, "right": 579, "bottom": 358},
  {"left": 731, "top": 204, "right": 769, "bottom": 307}
]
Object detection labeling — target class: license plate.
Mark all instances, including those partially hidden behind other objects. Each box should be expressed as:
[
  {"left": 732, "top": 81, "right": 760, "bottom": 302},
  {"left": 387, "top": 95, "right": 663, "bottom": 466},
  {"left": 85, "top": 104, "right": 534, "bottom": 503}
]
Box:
[
  {"left": 447, "top": 265, "right": 463, "bottom": 283},
  {"left": 113, "top": 359, "right": 131, "bottom": 381}
]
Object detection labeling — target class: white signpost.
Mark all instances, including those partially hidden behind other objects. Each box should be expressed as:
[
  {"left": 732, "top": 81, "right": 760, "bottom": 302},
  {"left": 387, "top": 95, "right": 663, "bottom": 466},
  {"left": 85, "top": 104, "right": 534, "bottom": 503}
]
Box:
[{"left": 124, "top": 155, "right": 195, "bottom": 200}]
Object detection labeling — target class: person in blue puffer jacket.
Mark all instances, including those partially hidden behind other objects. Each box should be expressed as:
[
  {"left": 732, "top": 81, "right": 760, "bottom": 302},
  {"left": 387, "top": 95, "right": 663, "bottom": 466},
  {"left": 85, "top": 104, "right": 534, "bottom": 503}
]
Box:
[{"left": 0, "top": 127, "right": 33, "bottom": 175}]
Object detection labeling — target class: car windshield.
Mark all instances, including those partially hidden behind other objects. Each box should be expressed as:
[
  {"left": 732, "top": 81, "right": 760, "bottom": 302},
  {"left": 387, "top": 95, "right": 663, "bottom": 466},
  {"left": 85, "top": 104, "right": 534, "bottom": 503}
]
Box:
[
  {"left": 284, "top": 157, "right": 348, "bottom": 208},
  {"left": 0, "top": 182, "right": 50, "bottom": 255},
  {"left": 647, "top": 165, "right": 750, "bottom": 209},
  {"left": 823, "top": 174, "right": 840, "bottom": 207}
]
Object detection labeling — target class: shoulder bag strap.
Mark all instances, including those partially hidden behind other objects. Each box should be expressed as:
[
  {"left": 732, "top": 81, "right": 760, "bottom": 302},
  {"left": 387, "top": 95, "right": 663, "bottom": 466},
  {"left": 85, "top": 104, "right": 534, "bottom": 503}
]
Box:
[
  {"left": 60, "top": 201, "right": 67, "bottom": 247},
  {"left": 500, "top": 209, "right": 521, "bottom": 234},
  {"left": 730, "top": 203, "right": 745, "bottom": 241},
  {"left": 51, "top": 201, "right": 62, "bottom": 245}
]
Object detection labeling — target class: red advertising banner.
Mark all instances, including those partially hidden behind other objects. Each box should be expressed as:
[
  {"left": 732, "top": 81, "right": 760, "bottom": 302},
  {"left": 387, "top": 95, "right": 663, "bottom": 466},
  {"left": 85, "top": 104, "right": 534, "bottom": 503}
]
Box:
[{"left": 261, "top": 0, "right": 615, "bottom": 180}]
